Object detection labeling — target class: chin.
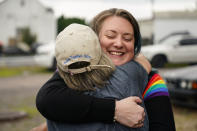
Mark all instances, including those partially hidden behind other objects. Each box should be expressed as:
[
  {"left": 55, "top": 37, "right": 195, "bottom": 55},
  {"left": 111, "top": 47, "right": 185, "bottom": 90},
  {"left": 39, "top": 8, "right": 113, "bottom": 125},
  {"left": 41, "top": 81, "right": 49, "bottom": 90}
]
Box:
[{"left": 112, "top": 61, "right": 123, "bottom": 66}]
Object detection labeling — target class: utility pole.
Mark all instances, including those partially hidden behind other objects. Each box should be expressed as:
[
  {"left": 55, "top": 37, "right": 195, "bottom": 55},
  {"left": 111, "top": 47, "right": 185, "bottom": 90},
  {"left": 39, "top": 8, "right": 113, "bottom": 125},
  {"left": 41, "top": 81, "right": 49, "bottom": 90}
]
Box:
[
  {"left": 150, "top": 0, "right": 155, "bottom": 20},
  {"left": 150, "top": 0, "right": 155, "bottom": 44},
  {"left": 196, "top": 0, "right": 197, "bottom": 10}
]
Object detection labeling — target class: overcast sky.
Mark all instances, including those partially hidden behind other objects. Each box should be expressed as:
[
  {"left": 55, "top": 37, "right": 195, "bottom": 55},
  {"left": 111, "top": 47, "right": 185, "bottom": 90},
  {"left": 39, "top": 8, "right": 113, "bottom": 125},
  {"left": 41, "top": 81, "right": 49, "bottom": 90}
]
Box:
[
  {"left": 39, "top": 0, "right": 196, "bottom": 21},
  {"left": 1, "top": 0, "right": 196, "bottom": 20}
]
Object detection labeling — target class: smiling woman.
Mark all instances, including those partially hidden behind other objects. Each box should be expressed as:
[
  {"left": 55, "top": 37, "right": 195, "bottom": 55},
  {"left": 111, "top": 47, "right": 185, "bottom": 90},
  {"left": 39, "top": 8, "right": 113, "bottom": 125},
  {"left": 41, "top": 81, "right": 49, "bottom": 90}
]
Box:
[{"left": 98, "top": 16, "right": 135, "bottom": 66}]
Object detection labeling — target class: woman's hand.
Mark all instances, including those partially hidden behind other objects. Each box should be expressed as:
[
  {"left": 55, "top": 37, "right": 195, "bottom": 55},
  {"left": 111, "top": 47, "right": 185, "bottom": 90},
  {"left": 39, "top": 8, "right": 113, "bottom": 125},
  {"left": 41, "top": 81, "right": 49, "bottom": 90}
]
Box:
[
  {"left": 134, "top": 53, "right": 151, "bottom": 74},
  {"left": 30, "top": 122, "right": 47, "bottom": 131},
  {"left": 115, "top": 96, "right": 145, "bottom": 128}
]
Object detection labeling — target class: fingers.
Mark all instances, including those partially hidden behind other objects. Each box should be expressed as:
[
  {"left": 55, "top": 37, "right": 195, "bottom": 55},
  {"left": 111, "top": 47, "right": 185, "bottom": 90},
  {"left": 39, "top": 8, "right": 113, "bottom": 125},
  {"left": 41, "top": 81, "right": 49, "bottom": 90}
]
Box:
[
  {"left": 132, "top": 107, "right": 145, "bottom": 128},
  {"left": 115, "top": 96, "right": 145, "bottom": 128},
  {"left": 134, "top": 53, "right": 152, "bottom": 73},
  {"left": 133, "top": 123, "right": 144, "bottom": 128},
  {"left": 142, "top": 111, "right": 145, "bottom": 119},
  {"left": 29, "top": 122, "right": 47, "bottom": 131},
  {"left": 140, "top": 108, "right": 145, "bottom": 123},
  {"left": 132, "top": 96, "right": 142, "bottom": 104},
  {"left": 133, "top": 118, "right": 145, "bottom": 128}
]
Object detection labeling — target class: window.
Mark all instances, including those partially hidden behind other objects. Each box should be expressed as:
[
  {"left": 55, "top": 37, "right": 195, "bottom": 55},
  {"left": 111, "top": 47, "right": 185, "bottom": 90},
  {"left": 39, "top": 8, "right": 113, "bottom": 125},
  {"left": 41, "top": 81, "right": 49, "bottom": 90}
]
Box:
[
  {"left": 159, "top": 35, "right": 183, "bottom": 45},
  {"left": 180, "top": 38, "right": 197, "bottom": 46}
]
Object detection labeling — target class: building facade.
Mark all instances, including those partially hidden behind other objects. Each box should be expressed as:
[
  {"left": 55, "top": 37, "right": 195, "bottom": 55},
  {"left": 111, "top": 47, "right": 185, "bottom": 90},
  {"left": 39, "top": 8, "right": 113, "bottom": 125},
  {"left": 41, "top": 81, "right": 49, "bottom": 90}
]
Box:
[
  {"left": 153, "top": 10, "right": 197, "bottom": 44},
  {"left": 0, "top": 0, "right": 56, "bottom": 46}
]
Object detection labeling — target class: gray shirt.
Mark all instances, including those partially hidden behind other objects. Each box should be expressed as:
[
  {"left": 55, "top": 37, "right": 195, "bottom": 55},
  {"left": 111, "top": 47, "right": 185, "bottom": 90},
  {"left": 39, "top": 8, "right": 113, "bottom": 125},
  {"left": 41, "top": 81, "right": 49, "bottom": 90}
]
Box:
[{"left": 47, "top": 60, "right": 149, "bottom": 131}]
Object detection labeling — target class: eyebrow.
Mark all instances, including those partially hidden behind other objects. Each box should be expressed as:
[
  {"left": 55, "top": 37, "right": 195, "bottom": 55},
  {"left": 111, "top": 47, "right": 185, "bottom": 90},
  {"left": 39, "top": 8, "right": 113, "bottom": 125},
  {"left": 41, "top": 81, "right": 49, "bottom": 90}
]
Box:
[{"left": 105, "top": 30, "right": 116, "bottom": 34}]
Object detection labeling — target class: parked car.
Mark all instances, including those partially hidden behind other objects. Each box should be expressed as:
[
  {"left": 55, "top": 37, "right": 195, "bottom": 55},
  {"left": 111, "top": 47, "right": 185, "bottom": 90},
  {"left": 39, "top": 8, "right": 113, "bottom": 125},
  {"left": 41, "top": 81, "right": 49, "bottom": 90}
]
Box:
[
  {"left": 162, "top": 65, "right": 197, "bottom": 108},
  {"left": 34, "top": 41, "right": 56, "bottom": 70},
  {"left": 141, "top": 34, "right": 197, "bottom": 68},
  {"left": 3, "top": 46, "right": 30, "bottom": 56}
]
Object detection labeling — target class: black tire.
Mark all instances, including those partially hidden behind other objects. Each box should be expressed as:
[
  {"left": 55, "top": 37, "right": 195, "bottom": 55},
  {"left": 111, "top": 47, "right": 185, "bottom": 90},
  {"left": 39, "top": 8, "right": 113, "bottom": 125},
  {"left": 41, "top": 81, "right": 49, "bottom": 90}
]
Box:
[
  {"left": 151, "top": 55, "right": 167, "bottom": 68},
  {"left": 189, "top": 63, "right": 197, "bottom": 66}
]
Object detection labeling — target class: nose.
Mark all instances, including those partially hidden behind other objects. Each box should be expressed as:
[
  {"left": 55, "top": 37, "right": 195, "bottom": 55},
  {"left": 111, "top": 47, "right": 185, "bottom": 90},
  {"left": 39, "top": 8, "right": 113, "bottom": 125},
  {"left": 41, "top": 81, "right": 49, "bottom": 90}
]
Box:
[{"left": 113, "top": 36, "right": 123, "bottom": 49}]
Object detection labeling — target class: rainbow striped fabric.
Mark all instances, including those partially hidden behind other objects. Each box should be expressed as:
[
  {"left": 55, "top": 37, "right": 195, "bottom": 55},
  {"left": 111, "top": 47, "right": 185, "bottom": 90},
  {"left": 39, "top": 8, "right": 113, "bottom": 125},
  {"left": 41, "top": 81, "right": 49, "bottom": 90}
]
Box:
[{"left": 143, "top": 73, "right": 169, "bottom": 101}]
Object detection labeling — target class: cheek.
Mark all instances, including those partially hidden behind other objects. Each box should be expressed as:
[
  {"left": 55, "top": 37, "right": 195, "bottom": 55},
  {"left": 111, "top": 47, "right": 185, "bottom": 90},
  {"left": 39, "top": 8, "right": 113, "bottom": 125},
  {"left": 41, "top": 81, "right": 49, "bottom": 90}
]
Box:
[
  {"left": 125, "top": 42, "right": 134, "bottom": 52},
  {"left": 100, "top": 42, "right": 108, "bottom": 54},
  {"left": 126, "top": 43, "right": 135, "bottom": 61},
  {"left": 99, "top": 37, "right": 109, "bottom": 50}
]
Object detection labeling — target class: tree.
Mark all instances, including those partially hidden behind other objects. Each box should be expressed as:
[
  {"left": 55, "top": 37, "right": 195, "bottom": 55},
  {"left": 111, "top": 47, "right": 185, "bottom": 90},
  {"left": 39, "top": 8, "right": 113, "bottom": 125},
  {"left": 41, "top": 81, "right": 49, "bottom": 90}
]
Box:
[
  {"left": 20, "top": 27, "right": 37, "bottom": 47},
  {"left": 57, "top": 15, "right": 87, "bottom": 34}
]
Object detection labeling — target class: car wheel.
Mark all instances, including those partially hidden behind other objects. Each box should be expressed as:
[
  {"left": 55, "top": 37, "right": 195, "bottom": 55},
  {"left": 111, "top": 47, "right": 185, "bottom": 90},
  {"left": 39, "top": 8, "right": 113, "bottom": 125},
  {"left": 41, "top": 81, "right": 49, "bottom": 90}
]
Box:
[
  {"left": 189, "top": 62, "right": 197, "bottom": 66},
  {"left": 151, "top": 55, "right": 167, "bottom": 68}
]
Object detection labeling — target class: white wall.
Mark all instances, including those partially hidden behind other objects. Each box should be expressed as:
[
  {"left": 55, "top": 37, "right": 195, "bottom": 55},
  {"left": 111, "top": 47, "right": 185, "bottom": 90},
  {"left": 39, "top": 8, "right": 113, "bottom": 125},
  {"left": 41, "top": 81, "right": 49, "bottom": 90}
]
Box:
[
  {"left": 0, "top": 0, "right": 56, "bottom": 46},
  {"left": 138, "top": 20, "right": 153, "bottom": 39},
  {"left": 153, "top": 18, "right": 197, "bottom": 44}
]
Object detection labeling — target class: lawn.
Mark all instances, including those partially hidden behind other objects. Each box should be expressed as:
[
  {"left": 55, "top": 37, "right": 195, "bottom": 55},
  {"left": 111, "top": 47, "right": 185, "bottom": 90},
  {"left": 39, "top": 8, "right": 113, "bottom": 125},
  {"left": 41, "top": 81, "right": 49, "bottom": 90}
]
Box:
[{"left": 0, "top": 66, "right": 51, "bottom": 78}]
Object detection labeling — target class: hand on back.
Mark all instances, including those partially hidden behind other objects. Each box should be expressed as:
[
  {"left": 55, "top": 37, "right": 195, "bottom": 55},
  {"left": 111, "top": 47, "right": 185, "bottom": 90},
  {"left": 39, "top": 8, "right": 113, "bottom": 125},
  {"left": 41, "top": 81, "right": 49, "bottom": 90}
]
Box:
[
  {"left": 134, "top": 53, "right": 152, "bottom": 74},
  {"left": 115, "top": 96, "right": 145, "bottom": 128}
]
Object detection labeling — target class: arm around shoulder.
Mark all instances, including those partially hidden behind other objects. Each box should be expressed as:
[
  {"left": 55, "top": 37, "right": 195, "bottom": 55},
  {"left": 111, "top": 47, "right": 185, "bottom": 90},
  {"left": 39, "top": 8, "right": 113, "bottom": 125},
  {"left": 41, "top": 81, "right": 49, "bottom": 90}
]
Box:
[
  {"left": 36, "top": 72, "right": 115, "bottom": 123},
  {"left": 145, "top": 96, "right": 176, "bottom": 131},
  {"left": 143, "top": 71, "right": 176, "bottom": 131}
]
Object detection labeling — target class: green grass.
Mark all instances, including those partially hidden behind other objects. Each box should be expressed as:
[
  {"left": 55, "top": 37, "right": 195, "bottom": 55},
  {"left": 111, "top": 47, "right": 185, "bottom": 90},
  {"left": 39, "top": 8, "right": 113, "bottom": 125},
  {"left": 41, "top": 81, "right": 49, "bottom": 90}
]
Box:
[
  {"left": 15, "top": 106, "right": 39, "bottom": 118},
  {"left": 0, "top": 66, "right": 51, "bottom": 78},
  {"left": 164, "top": 63, "right": 189, "bottom": 68},
  {"left": 12, "top": 95, "right": 41, "bottom": 118}
]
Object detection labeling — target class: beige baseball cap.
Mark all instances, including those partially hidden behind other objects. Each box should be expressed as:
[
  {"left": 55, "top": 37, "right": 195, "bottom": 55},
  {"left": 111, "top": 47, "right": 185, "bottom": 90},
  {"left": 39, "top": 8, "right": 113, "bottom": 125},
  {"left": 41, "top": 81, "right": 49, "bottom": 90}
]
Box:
[{"left": 55, "top": 23, "right": 112, "bottom": 74}]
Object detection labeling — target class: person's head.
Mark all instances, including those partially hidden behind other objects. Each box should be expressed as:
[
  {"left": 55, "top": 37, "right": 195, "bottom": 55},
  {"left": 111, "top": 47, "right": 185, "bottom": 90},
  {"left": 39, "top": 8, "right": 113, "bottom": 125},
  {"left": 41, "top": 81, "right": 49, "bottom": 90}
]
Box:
[
  {"left": 90, "top": 8, "right": 141, "bottom": 66},
  {"left": 55, "top": 23, "right": 115, "bottom": 91}
]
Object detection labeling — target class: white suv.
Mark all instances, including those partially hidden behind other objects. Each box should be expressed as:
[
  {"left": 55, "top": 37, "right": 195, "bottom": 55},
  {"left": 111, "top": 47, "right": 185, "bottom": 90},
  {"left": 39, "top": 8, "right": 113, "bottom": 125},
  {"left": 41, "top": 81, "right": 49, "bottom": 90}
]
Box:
[
  {"left": 34, "top": 41, "right": 56, "bottom": 70},
  {"left": 141, "top": 35, "right": 197, "bottom": 68}
]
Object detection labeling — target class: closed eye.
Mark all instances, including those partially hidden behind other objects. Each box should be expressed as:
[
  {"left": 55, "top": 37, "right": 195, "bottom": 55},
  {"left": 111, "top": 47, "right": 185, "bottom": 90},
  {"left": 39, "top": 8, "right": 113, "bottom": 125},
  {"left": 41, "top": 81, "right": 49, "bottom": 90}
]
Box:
[
  {"left": 106, "top": 34, "right": 115, "bottom": 39},
  {"left": 105, "top": 30, "right": 116, "bottom": 39},
  {"left": 123, "top": 34, "right": 133, "bottom": 42}
]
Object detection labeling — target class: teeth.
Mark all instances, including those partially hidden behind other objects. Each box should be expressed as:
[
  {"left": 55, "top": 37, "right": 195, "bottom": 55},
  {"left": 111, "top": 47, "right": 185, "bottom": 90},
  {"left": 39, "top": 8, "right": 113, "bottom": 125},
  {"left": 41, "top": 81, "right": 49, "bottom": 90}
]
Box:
[{"left": 110, "top": 52, "right": 123, "bottom": 55}]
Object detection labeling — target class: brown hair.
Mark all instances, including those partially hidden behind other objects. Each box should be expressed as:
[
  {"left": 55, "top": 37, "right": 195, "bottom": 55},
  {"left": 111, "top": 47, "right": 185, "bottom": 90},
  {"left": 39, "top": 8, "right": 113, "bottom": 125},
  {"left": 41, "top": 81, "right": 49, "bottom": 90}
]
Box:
[{"left": 90, "top": 8, "right": 141, "bottom": 55}]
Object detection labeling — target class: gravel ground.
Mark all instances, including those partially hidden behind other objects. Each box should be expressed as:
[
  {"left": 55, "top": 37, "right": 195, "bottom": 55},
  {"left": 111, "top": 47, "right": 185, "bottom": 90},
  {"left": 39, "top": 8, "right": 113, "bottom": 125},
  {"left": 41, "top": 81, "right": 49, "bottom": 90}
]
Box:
[
  {"left": 0, "top": 71, "right": 197, "bottom": 131},
  {"left": 0, "top": 73, "right": 52, "bottom": 131}
]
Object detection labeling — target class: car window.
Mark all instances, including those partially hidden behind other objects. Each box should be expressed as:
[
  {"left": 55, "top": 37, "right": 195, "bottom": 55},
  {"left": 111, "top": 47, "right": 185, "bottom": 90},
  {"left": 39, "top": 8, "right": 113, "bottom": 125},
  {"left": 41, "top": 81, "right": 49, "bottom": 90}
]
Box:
[
  {"left": 159, "top": 35, "right": 183, "bottom": 45},
  {"left": 179, "top": 38, "right": 197, "bottom": 46}
]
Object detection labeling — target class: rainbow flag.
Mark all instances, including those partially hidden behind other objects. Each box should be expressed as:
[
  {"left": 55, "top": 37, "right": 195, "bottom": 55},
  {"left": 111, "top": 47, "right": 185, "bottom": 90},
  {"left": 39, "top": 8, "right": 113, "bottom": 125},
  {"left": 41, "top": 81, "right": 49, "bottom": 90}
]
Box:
[{"left": 143, "top": 73, "right": 169, "bottom": 101}]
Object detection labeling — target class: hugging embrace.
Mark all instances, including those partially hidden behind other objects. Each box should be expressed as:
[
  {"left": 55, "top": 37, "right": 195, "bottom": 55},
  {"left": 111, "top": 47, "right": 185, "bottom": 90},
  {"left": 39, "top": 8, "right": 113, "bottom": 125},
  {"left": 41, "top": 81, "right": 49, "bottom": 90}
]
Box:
[{"left": 32, "top": 8, "right": 176, "bottom": 131}]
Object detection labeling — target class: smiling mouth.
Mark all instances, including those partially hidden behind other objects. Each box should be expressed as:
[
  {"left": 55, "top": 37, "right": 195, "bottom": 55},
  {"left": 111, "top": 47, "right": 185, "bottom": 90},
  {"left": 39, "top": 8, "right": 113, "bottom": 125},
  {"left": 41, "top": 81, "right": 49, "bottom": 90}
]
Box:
[{"left": 109, "top": 51, "right": 124, "bottom": 56}]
